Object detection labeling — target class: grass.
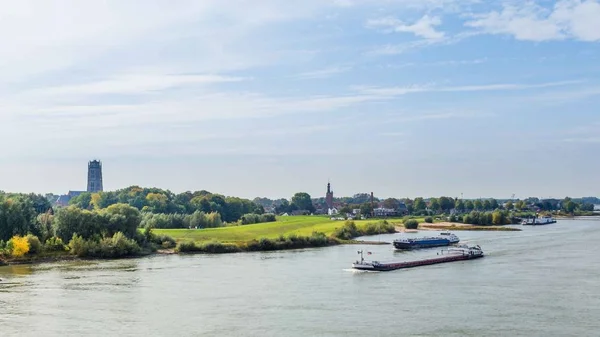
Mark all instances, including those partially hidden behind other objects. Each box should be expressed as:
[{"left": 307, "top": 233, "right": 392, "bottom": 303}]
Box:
[{"left": 153, "top": 215, "right": 404, "bottom": 244}]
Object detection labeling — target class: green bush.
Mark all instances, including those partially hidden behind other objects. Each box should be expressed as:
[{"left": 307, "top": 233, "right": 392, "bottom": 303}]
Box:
[
  {"left": 44, "top": 237, "right": 67, "bottom": 252},
  {"left": 240, "top": 213, "right": 277, "bottom": 225},
  {"left": 175, "top": 240, "right": 241, "bottom": 253},
  {"left": 404, "top": 219, "right": 419, "bottom": 229},
  {"left": 68, "top": 232, "right": 141, "bottom": 258},
  {"left": 175, "top": 241, "right": 197, "bottom": 253},
  {"left": 25, "top": 234, "right": 42, "bottom": 255},
  {"left": 331, "top": 221, "right": 360, "bottom": 240},
  {"left": 424, "top": 216, "right": 433, "bottom": 223},
  {"left": 362, "top": 220, "right": 396, "bottom": 236}
]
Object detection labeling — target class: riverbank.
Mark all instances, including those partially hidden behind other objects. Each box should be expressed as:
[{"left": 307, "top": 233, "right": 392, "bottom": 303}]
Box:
[{"left": 0, "top": 217, "right": 524, "bottom": 266}]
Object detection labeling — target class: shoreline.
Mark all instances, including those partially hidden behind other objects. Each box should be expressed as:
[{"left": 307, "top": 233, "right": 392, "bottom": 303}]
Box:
[
  {"left": 8, "top": 216, "right": 590, "bottom": 266},
  {"left": 396, "top": 222, "right": 522, "bottom": 232}
]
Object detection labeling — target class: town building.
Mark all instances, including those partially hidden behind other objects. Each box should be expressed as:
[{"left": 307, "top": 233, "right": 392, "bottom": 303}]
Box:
[{"left": 87, "top": 160, "right": 103, "bottom": 192}]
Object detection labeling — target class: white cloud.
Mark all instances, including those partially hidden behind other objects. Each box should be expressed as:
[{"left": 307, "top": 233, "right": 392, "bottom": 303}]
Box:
[
  {"left": 367, "top": 15, "right": 445, "bottom": 40},
  {"left": 30, "top": 74, "right": 247, "bottom": 96},
  {"left": 295, "top": 66, "right": 352, "bottom": 79},
  {"left": 465, "top": 0, "right": 600, "bottom": 42}
]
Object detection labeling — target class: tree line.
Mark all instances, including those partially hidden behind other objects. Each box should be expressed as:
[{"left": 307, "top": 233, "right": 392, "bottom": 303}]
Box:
[{"left": 69, "top": 186, "right": 265, "bottom": 222}]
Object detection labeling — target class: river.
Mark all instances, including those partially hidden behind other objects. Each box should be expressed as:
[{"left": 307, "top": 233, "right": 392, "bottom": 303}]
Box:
[{"left": 1, "top": 219, "right": 599, "bottom": 336}]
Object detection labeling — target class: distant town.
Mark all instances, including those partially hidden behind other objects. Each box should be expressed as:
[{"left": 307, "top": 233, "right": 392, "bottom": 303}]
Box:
[{"left": 45, "top": 160, "right": 600, "bottom": 219}]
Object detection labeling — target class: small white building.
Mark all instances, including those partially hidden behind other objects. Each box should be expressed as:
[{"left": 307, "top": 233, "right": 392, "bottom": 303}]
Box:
[{"left": 328, "top": 208, "right": 339, "bottom": 216}]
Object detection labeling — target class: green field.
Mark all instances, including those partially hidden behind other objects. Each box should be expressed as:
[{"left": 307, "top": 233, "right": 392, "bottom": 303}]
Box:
[{"left": 153, "top": 216, "right": 404, "bottom": 244}]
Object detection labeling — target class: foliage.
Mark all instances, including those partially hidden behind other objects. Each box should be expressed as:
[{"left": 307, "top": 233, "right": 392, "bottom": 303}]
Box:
[
  {"left": 246, "top": 232, "right": 332, "bottom": 251},
  {"left": 8, "top": 235, "right": 30, "bottom": 258},
  {"left": 331, "top": 221, "right": 360, "bottom": 240},
  {"left": 291, "top": 192, "right": 316, "bottom": 213},
  {"left": 26, "top": 234, "right": 42, "bottom": 254},
  {"left": 0, "top": 194, "right": 39, "bottom": 241},
  {"left": 424, "top": 216, "right": 433, "bottom": 223},
  {"left": 140, "top": 211, "right": 223, "bottom": 229},
  {"left": 176, "top": 240, "right": 241, "bottom": 253},
  {"left": 65, "top": 186, "right": 263, "bottom": 223},
  {"left": 462, "top": 211, "right": 512, "bottom": 226},
  {"left": 404, "top": 219, "right": 419, "bottom": 229},
  {"left": 240, "top": 213, "right": 276, "bottom": 225},
  {"left": 331, "top": 220, "right": 395, "bottom": 240},
  {"left": 68, "top": 232, "right": 141, "bottom": 258},
  {"left": 44, "top": 236, "right": 67, "bottom": 252}
]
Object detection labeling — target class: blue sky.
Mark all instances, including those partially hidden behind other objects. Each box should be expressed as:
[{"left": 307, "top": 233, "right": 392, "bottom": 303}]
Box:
[{"left": 0, "top": 0, "right": 599, "bottom": 200}]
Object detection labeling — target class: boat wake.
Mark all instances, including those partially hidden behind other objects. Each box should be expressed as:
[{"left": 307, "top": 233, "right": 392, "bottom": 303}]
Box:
[{"left": 343, "top": 268, "right": 379, "bottom": 273}]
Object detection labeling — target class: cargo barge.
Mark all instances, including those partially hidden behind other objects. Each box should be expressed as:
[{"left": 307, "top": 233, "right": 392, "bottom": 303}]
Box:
[
  {"left": 522, "top": 215, "right": 556, "bottom": 225},
  {"left": 393, "top": 232, "right": 460, "bottom": 250},
  {"left": 352, "top": 245, "right": 484, "bottom": 272}
]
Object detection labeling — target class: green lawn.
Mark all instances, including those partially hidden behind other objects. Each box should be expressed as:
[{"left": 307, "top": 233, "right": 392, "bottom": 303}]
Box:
[{"left": 153, "top": 215, "right": 404, "bottom": 244}]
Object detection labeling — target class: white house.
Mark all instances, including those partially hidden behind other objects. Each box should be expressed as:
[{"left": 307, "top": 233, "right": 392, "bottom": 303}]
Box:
[{"left": 328, "top": 208, "right": 339, "bottom": 216}]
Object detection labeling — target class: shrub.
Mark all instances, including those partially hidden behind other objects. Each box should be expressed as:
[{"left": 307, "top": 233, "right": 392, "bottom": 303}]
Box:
[
  {"left": 157, "top": 235, "right": 176, "bottom": 249},
  {"left": 175, "top": 241, "right": 197, "bottom": 253},
  {"left": 424, "top": 216, "right": 433, "bottom": 223},
  {"left": 448, "top": 214, "right": 457, "bottom": 222},
  {"left": 404, "top": 219, "right": 419, "bottom": 229},
  {"left": 198, "top": 240, "right": 241, "bottom": 253},
  {"left": 8, "top": 235, "right": 30, "bottom": 258},
  {"left": 362, "top": 220, "right": 396, "bottom": 236},
  {"left": 332, "top": 221, "right": 360, "bottom": 240},
  {"left": 68, "top": 232, "right": 141, "bottom": 258},
  {"left": 240, "top": 213, "right": 277, "bottom": 225},
  {"left": 45, "top": 237, "right": 67, "bottom": 252},
  {"left": 26, "top": 234, "right": 42, "bottom": 254}
]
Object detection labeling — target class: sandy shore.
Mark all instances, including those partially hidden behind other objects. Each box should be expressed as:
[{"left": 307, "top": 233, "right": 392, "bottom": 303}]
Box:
[{"left": 396, "top": 222, "right": 521, "bottom": 232}]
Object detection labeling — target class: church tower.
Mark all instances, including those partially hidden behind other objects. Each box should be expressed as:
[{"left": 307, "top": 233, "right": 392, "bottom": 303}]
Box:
[
  {"left": 87, "top": 160, "right": 103, "bottom": 193},
  {"left": 325, "top": 182, "right": 334, "bottom": 209}
]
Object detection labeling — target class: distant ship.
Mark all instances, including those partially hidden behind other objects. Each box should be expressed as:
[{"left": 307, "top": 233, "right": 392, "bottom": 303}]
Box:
[
  {"left": 352, "top": 245, "right": 484, "bottom": 272},
  {"left": 522, "top": 215, "right": 556, "bottom": 225},
  {"left": 393, "top": 232, "right": 460, "bottom": 250}
]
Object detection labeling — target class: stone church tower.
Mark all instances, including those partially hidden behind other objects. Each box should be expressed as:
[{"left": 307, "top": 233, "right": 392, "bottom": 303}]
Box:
[
  {"left": 325, "top": 182, "right": 334, "bottom": 209},
  {"left": 87, "top": 160, "right": 103, "bottom": 193}
]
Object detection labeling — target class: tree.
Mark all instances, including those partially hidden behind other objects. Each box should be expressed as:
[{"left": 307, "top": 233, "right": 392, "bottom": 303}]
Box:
[
  {"left": 474, "top": 200, "right": 483, "bottom": 210},
  {"left": 102, "top": 203, "right": 141, "bottom": 238},
  {"left": 490, "top": 199, "right": 499, "bottom": 210},
  {"left": 7, "top": 235, "right": 29, "bottom": 257},
  {"left": 0, "top": 194, "right": 37, "bottom": 241},
  {"left": 291, "top": 193, "right": 315, "bottom": 213},
  {"left": 382, "top": 198, "right": 400, "bottom": 209},
  {"left": 483, "top": 200, "right": 491, "bottom": 210},
  {"left": 439, "top": 197, "right": 454, "bottom": 212},
  {"left": 360, "top": 202, "right": 374, "bottom": 216},
  {"left": 413, "top": 197, "right": 426, "bottom": 211},
  {"left": 564, "top": 200, "right": 577, "bottom": 214},
  {"left": 464, "top": 200, "right": 474, "bottom": 210},
  {"left": 429, "top": 198, "right": 441, "bottom": 213},
  {"left": 275, "top": 199, "right": 290, "bottom": 214},
  {"left": 505, "top": 200, "right": 514, "bottom": 210},
  {"left": 69, "top": 192, "right": 92, "bottom": 209},
  {"left": 455, "top": 199, "right": 465, "bottom": 212},
  {"left": 515, "top": 200, "right": 525, "bottom": 211},
  {"left": 54, "top": 206, "right": 103, "bottom": 241}
]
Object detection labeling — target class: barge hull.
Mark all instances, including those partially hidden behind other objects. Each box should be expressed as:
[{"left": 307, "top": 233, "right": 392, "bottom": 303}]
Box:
[{"left": 353, "top": 254, "right": 482, "bottom": 272}]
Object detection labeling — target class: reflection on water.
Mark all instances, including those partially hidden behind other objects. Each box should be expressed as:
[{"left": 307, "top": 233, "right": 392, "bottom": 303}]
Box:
[{"left": 1, "top": 220, "right": 599, "bottom": 336}]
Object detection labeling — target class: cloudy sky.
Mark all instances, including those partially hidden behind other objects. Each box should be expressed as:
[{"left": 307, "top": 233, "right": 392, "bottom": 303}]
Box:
[{"left": 0, "top": 0, "right": 599, "bottom": 200}]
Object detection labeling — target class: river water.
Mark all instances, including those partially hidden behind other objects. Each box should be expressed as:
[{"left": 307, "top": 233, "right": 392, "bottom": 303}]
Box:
[{"left": 1, "top": 219, "right": 599, "bottom": 336}]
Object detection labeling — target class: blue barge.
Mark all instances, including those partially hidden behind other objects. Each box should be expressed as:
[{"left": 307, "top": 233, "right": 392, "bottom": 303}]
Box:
[{"left": 393, "top": 232, "right": 460, "bottom": 250}]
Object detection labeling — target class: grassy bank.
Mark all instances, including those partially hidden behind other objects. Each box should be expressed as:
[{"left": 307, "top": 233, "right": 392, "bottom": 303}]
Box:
[{"left": 153, "top": 216, "right": 404, "bottom": 244}]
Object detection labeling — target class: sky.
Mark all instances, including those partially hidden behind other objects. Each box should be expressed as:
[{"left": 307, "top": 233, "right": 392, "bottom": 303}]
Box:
[{"left": 0, "top": 0, "right": 599, "bottom": 200}]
